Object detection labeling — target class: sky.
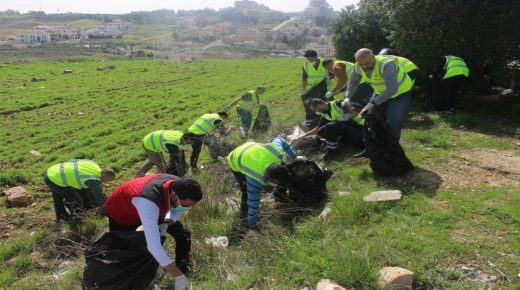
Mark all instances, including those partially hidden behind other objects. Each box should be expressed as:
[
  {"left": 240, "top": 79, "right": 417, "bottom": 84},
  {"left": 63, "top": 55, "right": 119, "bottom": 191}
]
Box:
[{"left": 0, "top": 0, "right": 359, "bottom": 14}]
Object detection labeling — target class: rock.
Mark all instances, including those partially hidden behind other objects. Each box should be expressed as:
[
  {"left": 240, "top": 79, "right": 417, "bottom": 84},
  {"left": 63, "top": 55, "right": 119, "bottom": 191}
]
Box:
[
  {"left": 319, "top": 206, "right": 331, "bottom": 220},
  {"left": 461, "top": 266, "right": 471, "bottom": 272},
  {"left": 63, "top": 69, "right": 73, "bottom": 74},
  {"left": 30, "top": 150, "right": 42, "bottom": 157},
  {"left": 205, "top": 236, "right": 229, "bottom": 250},
  {"left": 3, "top": 186, "right": 33, "bottom": 207},
  {"left": 379, "top": 267, "right": 414, "bottom": 290},
  {"left": 316, "top": 279, "right": 346, "bottom": 290},
  {"left": 363, "top": 190, "right": 402, "bottom": 202}
]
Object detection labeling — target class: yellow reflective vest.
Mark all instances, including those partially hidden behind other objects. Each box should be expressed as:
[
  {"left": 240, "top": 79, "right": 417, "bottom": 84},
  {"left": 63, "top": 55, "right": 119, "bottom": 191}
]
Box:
[
  {"left": 227, "top": 142, "right": 283, "bottom": 185},
  {"left": 143, "top": 130, "right": 183, "bottom": 153},
  {"left": 444, "top": 55, "right": 469, "bottom": 79},
  {"left": 237, "top": 90, "right": 259, "bottom": 112},
  {"left": 355, "top": 55, "right": 413, "bottom": 99},
  {"left": 188, "top": 113, "right": 222, "bottom": 135},
  {"left": 46, "top": 159, "right": 101, "bottom": 189}
]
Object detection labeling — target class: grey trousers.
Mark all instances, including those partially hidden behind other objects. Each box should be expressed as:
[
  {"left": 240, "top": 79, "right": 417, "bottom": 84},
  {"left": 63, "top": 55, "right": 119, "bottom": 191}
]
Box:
[{"left": 135, "top": 149, "right": 168, "bottom": 177}]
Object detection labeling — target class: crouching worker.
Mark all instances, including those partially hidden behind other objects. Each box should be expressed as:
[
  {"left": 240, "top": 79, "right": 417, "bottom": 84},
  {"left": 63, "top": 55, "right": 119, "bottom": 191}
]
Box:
[
  {"left": 136, "top": 130, "right": 198, "bottom": 177},
  {"left": 186, "top": 112, "right": 228, "bottom": 170},
  {"left": 44, "top": 159, "right": 115, "bottom": 222},
  {"left": 227, "top": 137, "right": 304, "bottom": 229},
  {"left": 303, "top": 98, "right": 364, "bottom": 160},
  {"left": 105, "top": 174, "right": 203, "bottom": 290}
]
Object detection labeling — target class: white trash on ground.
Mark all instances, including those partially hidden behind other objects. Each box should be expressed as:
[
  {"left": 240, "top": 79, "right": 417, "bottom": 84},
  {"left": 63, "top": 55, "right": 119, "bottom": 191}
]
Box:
[{"left": 363, "top": 190, "right": 403, "bottom": 202}]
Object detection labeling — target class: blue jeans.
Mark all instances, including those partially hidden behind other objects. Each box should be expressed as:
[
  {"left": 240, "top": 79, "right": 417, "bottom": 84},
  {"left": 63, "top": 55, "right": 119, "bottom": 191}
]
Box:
[
  {"left": 372, "top": 90, "right": 412, "bottom": 141},
  {"left": 236, "top": 107, "right": 253, "bottom": 132}
]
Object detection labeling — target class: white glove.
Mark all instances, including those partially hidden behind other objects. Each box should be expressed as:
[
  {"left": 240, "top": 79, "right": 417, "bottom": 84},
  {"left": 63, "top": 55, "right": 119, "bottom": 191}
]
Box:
[
  {"left": 175, "top": 275, "right": 188, "bottom": 290},
  {"left": 360, "top": 102, "right": 374, "bottom": 116},
  {"left": 294, "top": 155, "right": 308, "bottom": 162},
  {"left": 325, "top": 91, "right": 334, "bottom": 99}
]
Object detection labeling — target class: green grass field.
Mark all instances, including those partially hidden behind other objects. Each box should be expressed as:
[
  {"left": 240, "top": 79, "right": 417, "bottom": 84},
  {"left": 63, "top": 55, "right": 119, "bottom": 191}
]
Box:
[{"left": 0, "top": 57, "right": 519, "bottom": 289}]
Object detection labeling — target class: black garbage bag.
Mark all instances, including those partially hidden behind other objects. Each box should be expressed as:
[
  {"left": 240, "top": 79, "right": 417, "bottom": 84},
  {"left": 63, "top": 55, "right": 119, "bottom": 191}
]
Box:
[
  {"left": 301, "top": 78, "right": 328, "bottom": 128},
  {"left": 274, "top": 160, "right": 332, "bottom": 206},
  {"left": 205, "top": 134, "right": 235, "bottom": 160},
  {"left": 252, "top": 104, "right": 271, "bottom": 133},
  {"left": 83, "top": 231, "right": 165, "bottom": 290},
  {"left": 363, "top": 113, "right": 414, "bottom": 176}
]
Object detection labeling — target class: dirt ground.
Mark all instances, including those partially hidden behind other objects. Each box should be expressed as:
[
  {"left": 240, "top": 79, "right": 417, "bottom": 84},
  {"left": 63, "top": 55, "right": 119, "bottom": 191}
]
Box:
[{"left": 382, "top": 148, "right": 520, "bottom": 192}]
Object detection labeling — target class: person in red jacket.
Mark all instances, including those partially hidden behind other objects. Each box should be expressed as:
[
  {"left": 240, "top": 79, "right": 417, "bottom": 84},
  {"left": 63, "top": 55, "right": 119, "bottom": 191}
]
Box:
[{"left": 105, "top": 174, "right": 203, "bottom": 290}]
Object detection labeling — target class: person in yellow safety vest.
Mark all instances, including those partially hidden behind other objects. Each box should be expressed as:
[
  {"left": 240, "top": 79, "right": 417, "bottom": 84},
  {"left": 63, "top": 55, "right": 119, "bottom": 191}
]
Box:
[
  {"left": 301, "top": 50, "right": 333, "bottom": 127},
  {"left": 434, "top": 55, "right": 470, "bottom": 111},
  {"left": 378, "top": 48, "right": 419, "bottom": 85},
  {"left": 135, "top": 130, "right": 198, "bottom": 178},
  {"left": 186, "top": 111, "right": 228, "bottom": 170},
  {"left": 226, "top": 86, "right": 265, "bottom": 138},
  {"left": 344, "top": 48, "right": 414, "bottom": 143},
  {"left": 227, "top": 137, "right": 306, "bottom": 229},
  {"left": 44, "top": 159, "right": 115, "bottom": 222},
  {"left": 301, "top": 98, "right": 365, "bottom": 160},
  {"left": 322, "top": 59, "right": 356, "bottom": 100}
]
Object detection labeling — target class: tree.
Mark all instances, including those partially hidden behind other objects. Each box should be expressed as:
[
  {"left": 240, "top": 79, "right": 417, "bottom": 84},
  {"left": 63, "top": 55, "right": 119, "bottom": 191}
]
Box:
[{"left": 331, "top": 1, "right": 390, "bottom": 61}]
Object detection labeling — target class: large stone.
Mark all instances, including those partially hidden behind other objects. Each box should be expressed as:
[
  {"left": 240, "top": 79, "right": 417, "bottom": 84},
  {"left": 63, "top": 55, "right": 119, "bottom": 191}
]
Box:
[
  {"left": 379, "top": 267, "right": 414, "bottom": 290},
  {"left": 316, "top": 279, "right": 346, "bottom": 290},
  {"left": 3, "top": 186, "right": 33, "bottom": 207},
  {"left": 363, "top": 190, "right": 402, "bottom": 202}
]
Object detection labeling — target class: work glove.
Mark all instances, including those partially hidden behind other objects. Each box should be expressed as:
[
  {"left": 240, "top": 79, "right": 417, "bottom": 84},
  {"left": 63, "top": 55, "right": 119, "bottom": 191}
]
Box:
[
  {"left": 360, "top": 102, "right": 374, "bottom": 117},
  {"left": 175, "top": 274, "right": 188, "bottom": 290},
  {"left": 294, "top": 155, "right": 308, "bottom": 162},
  {"left": 325, "top": 91, "right": 334, "bottom": 100}
]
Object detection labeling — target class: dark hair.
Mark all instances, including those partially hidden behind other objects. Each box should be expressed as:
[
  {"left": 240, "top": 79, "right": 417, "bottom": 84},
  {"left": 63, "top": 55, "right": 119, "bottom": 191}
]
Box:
[
  {"left": 310, "top": 98, "right": 326, "bottom": 107},
  {"left": 265, "top": 164, "right": 289, "bottom": 183},
  {"left": 218, "top": 111, "right": 228, "bottom": 118},
  {"left": 304, "top": 50, "right": 318, "bottom": 58},
  {"left": 172, "top": 178, "right": 203, "bottom": 202},
  {"left": 101, "top": 168, "right": 116, "bottom": 178},
  {"left": 322, "top": 59, "right": 334, "bottom": 67}
]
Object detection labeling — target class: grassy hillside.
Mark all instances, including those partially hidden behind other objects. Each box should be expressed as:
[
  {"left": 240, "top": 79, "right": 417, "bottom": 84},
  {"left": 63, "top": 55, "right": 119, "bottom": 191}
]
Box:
[{"left": 0, "top": 57, "right": 519, "bottom": 289}]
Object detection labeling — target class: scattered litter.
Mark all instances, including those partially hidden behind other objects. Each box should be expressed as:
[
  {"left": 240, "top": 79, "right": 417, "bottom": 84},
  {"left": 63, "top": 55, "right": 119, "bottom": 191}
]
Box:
[
  {"left": 319, "top": 206, "right": 331, "bottom": 220},
  {"left": 63, "top": 69, "right": 73, "bottom": 74},
  {"left": 31, "top": 77, "right": 46, "bottom": 82},
  {"left": 226, "top": 274, "right": 236, "bottom": 281},
  {"left": 338, "top": 191, "right": 348, "bottom": 196},
  {"left": 461, "top": 266, "right": 471, "bottom": 272},
  {"left": 30, "top": 150, "right": 42, "bottom": 157},
  {"left": 363, "top": 190, "right": 402, "bottom": 202},
  {"left": 205, "top": 236, "right": 229, "bottom": 250}
]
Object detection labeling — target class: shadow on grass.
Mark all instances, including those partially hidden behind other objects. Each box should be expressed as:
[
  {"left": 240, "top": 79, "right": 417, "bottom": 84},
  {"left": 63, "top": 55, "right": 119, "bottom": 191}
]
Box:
[{"left": 374, "top": 167, "right": 443, "bottom": 198}]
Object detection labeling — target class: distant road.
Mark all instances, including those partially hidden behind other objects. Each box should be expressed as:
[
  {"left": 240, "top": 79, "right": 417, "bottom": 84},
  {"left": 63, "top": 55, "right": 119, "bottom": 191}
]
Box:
[{"left": 271, "top": 17, "right": 300, "bottom": 32}]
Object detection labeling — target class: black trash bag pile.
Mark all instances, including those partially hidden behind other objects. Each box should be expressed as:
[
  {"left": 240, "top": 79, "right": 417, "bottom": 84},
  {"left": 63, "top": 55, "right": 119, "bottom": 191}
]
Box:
[
  {"left": 83, "top": 231, "right": 165, "bottom": 290},
  {"left": 363, "top": 113, "right": 414, "bottom": 176},
  {"left": 205, "top": 134, "right": 236, "bottom": 160},
  {"left": 252, "top": 104, "right": 271, "bottom": 133},
  {"left": 274, "top": 159, "right": 332, "bottom": 206}
]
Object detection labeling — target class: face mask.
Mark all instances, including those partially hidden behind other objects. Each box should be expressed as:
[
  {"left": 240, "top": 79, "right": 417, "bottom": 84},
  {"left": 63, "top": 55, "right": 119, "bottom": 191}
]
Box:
[{"left": 172, "top": 205, "right": 189, "bottom": 213}]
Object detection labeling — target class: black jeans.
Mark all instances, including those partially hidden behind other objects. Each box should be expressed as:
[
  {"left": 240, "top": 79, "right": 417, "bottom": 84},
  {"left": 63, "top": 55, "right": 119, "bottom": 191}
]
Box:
[
  {"left": 44, "top": 174, "right": 84, "bottom": 220},
  {"left": 438, "top": 75, "right": 465, "bottom": 110},
  {"left": 108, "top": 216, "right": 191, "bottom": 274},
  {"left": 190, "top": 137, "right": 204, "bottom": 168},
  {"left": 231, "top": 170, "right": 248, "bottom": 221}
]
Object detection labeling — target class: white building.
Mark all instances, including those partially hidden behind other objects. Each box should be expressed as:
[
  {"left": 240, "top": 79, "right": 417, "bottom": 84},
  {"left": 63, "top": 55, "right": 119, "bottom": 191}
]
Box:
[
  {"left": 15, "top": 29, "right": 50, "bottom": 45},
  {"left": 304, "top": 42, "right": 336, "bottom": 57},
  {"left": 235, "top": 28, "right": 265, "bottom": 43}
]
